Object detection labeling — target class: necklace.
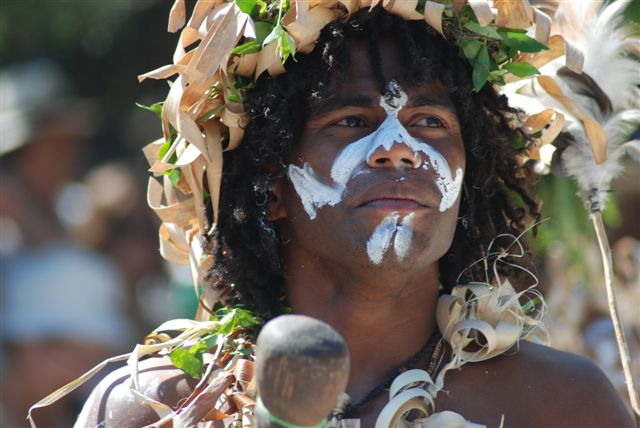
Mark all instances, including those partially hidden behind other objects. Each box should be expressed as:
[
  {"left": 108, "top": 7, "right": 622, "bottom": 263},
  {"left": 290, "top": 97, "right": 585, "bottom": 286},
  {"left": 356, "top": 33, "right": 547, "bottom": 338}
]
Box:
[{"left": 329, "top": 330, "right": 443, "bottom": 422}]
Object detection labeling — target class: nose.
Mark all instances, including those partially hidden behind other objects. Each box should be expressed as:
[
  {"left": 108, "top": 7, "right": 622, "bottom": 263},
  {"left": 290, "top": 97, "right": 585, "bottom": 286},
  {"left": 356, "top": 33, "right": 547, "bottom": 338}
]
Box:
[{"left": 367, "top": 142, "right": 422, "bottom": 169}]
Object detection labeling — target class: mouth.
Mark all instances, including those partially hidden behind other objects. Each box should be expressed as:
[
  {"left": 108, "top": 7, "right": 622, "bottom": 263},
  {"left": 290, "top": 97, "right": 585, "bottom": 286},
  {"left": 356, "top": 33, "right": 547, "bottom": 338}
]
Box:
[
  {"left": 353, "top": 182, "right": 431, "bottom": 212},
  {"left": 359, "top": 198, "right": 425, "bottom": 211}
]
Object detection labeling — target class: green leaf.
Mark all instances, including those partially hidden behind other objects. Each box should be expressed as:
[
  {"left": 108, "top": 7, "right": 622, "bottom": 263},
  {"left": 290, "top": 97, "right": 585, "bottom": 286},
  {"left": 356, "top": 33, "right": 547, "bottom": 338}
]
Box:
[
  {"left": 488, "top": 69, "right": 507, "bottom": 85},
  {"left": 232, "top": 40, "right": 261, "bottom": 55},
  {"left": 254, "top": 21, "right": 273, "bottom": 44},
  {"left": 262, "top": 23, "right": 296, "bottom": 63},
  {"left": 279, "top": 30, "right": 296, "bottom": 62},
  {"left": 459, "top": 38, "right": 483, "bottom": 60},
  {"left": 167, "top": 168, "right": 181, "bottom": 187},
  {"left": 169, "top": 341, "right": 208, "bottom": 379},
  {"left": 472, "top": 45, "right": 491, "bottom": 92},
  {"left": 235, "top": 308, "right": 260, "bottom": 329},
  {"left": 235, "top": 0, "right": 257, "bottom": 14},
  {"left": 136, "top": 102, "right": 163, "bottom": 119},
  {"left": 227, "top": 93, "right": 243, "bottom": 103},
  {"left": 158, "top": 140, "right": 172, "bottom": 160},
  {"left": 262, "top": 23, "right": 283, "bottom": 47},
  {"left": 256, "top": 0, "right": 268, "bottom": 16},
  {"left": 463, "top": 21, "right": 501, "bottom": 40},
  {"left": 521, "top": 295, "right": 542, "bottom": 314},
  {"left": 503, "top": 61, "right": 540, "bottom": 77},
  {"left": 197, "top": 105, "right": 225, "bottom": 122},
  {"left": 510, "top": 135, "right": 525, "bottom": 149},
  {"left": 231, "top": 21, "right": 273, "bottom": 55},
  {"left": 496, "top": 43, "right": 510, "bottom": 64},
  {"left": 214, "top": 307, "right": 260, "bottom": 336},
  {"left": 499, "top": 31, "right": 549, "bottom": 53},
  {"left": 203, "top": 334, "right": 219, "bottom": 349}
]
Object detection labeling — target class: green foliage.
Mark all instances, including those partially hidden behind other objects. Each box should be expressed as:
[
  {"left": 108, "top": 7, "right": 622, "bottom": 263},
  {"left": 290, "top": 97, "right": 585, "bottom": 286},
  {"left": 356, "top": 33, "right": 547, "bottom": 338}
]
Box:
[
  {"left": 453, "top": 3, "right": 549, "bottom": 91},
  {"left": 236, "top": 0, "right": 258, "bottom": 14},
  {"left": 136, "top": 102, "right": 163, "bottom": 119},
  {"left": 197, "top": 105, "right": 225, "bottom": 122},
  {"left": 214, "top": 306, "right": 261, "bottom": 335},
  {"left": 263, "top": 23, "right": 297, "bottom": 62},
  {"left": 170, "top": 341, "right": 209, "bottom": 379},
  {"left": 167, "top": 168, "right": 181, "bottom": 188},
  {"left": 459, "top": 39, "right": 483, "bottom": 60},
  {"left": 521, "top": 295, "right": 542, "bottom": 315},
  {"left": 498, "top": 30, "right": 549, "bottom": 53},
  {"left": 503, "top": 62, "right": 540, "bottom": 77},
  {"left": 463, "top": 21, "right": 501, "bottom": 40},
  {"left": 168, "top": 304, "right": 261, "bottom": 379},
  {"left": 231, "top": 21, "right": 274, "bottom": 55},
  {"left": 472, "top": 44, "right": 495, "bottom": 92}
]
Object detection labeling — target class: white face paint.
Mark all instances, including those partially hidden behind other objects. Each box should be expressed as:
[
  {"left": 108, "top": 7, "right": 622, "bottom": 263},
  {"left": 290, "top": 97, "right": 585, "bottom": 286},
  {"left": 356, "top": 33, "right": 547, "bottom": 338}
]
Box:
[
  {"left": 366, "top": 212, "right": 415, "bottom": 264},
  {"left": 288, "top": 80, "right": 463, "bottom": 217},
  {"left": 288, "top": 163, "right": 342, "bottom": 220},
  {"left": 287, "top": 81, "right": 463, "bottom": 263}
]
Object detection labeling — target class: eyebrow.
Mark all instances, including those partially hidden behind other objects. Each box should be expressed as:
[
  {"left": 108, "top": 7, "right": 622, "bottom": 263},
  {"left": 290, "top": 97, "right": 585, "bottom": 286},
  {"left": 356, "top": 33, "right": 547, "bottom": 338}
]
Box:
[
  {"left": 311, "top": 94, "right": 376, "bottom": 116},
  {"left": 410, "top": 94, "right": 455, "bottom": 111},
  {"left": 310, "top": 92, "right": 456, "bottom": 116}
]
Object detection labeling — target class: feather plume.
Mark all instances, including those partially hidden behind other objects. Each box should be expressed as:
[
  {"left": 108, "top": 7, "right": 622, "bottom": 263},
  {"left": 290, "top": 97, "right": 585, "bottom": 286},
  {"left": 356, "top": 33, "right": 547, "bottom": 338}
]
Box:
[{"left": 504, "top": 0, "right": 640, "bottom": 211}]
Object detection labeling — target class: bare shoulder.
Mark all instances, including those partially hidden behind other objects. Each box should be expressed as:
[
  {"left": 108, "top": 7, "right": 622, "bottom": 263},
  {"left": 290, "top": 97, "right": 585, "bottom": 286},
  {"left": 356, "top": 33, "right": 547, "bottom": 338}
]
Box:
[
  {"left": 438, "top": 341, "right": 634, "bottom": 427},
  {"left": 74, "top": 356, "right": 196, "bottom": 428}
]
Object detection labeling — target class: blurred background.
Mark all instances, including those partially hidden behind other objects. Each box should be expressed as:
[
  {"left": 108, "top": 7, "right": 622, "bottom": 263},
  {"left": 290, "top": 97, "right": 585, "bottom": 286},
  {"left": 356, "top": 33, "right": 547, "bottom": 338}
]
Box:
[{"left": 0, "top": 0, "right": 638, "bottom": 426}]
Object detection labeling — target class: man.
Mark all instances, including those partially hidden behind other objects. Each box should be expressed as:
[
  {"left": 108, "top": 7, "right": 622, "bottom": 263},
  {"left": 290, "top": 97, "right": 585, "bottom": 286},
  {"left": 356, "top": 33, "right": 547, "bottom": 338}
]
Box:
[{"left": 75, "top": 6, "right": 633, "bottom": 428}]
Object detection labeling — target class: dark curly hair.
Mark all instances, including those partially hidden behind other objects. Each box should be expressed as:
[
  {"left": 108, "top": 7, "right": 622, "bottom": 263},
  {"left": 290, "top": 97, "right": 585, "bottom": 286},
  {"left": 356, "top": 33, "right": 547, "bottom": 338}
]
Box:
[{"left": 207, "top": 8, "right": 539, "bottom": 318}]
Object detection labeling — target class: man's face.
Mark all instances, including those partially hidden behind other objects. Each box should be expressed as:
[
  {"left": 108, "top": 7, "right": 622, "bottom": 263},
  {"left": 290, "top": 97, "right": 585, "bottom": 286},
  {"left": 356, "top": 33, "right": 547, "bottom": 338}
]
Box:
[{"left": 277, "top": 38, "right": 465, "bottom": 276}]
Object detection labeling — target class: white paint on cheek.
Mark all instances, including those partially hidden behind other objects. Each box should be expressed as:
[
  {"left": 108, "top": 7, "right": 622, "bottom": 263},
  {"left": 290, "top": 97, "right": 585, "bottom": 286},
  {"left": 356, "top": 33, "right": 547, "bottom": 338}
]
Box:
[
  {"left": 419, "top": 147, "right": 464, "bottom": 212},
  {"left": 288, "top": 163, "right": 342, "bottom": 219},
  {"left": 434, "top": 165, "right": 464, "bottom": 211},
  {"left": 393, "top": 212, "right": 415, "bottom": 261},
  {"left": 367, "top": 212, "right": 399, "bottom": 264}
]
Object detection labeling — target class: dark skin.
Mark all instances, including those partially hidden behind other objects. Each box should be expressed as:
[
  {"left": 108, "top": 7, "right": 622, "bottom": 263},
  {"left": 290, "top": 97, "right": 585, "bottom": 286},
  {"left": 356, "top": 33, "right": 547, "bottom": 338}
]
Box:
[{"left": 72, "top": 38, "right": 634, "bottom": 428}]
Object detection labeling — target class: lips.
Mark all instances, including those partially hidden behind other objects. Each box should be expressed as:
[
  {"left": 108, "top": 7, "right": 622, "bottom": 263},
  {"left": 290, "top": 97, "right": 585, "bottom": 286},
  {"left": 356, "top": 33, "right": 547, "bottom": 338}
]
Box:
[
  {"left": 362, "top": 198, "right": 424, "bottom": 210},
  {"left": 351, "top": 180, "right": 432, "bottom": 211}
]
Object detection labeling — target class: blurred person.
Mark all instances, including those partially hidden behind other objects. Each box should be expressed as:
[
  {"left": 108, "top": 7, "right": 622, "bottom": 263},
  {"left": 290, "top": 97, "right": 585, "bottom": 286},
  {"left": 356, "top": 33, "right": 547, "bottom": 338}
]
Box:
[
  {"left": 0, "top": 59, "right": 133, "bottom": 426},
  {"left": 78, "top": 161, "right": 197, "bottom": 330}
]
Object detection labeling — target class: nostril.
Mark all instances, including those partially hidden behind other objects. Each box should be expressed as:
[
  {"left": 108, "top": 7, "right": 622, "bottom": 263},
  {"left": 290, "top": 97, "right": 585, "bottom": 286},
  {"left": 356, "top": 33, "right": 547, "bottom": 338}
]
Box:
[
  {"left": 401, "top": 158, "right": 414, "bottom": 166},
  {"left": 375, "top": 158, "right": 388, "bottom": 165}
]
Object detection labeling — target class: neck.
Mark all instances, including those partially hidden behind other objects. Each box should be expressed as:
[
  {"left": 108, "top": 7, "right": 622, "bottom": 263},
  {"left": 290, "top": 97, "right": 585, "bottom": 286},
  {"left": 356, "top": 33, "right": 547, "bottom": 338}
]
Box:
[{"left": 285, "top": 251, "right": 440, "bottom": 404}]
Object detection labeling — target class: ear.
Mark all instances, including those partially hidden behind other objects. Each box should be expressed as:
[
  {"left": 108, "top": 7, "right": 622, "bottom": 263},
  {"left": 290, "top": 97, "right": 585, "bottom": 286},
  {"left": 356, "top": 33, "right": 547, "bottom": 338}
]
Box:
[{"left": 267, "top": 175, "right": 288, "bottom": 221}]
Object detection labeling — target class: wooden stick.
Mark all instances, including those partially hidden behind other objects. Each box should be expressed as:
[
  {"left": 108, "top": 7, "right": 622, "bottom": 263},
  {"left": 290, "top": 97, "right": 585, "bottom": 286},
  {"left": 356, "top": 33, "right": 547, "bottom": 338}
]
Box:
[{"left": 591, "top": 211, "right": 640, "bottom": 416}]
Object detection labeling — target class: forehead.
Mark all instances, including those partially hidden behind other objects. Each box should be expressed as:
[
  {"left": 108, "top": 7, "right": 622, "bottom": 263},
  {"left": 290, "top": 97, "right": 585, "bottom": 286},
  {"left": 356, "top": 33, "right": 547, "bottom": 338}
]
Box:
[{"left": 312, "top": 38, "right": 454, "bottom": 113}]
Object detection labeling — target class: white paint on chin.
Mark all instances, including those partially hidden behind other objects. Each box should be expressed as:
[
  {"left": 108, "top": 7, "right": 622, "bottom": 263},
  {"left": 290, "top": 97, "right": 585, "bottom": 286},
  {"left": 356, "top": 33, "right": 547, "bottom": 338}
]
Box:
[
  {"left": 367, "top": 212, "right": 416, "bottom": 264},
  {"left": 366, "top": 212, "right": 399, "bottom": 264},
  {"left": 393, "top": 212, "right": 415, "bottom": 261}
]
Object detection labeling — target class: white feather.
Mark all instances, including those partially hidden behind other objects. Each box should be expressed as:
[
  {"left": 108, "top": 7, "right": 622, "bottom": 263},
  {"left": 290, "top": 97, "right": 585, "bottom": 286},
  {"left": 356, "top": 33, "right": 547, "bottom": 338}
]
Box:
[
  {"left": 504, "top": 0, "right": 640, "bottom": 211},
  {"left": 561, "top": 110, "right": 640, "bottom": 210}
]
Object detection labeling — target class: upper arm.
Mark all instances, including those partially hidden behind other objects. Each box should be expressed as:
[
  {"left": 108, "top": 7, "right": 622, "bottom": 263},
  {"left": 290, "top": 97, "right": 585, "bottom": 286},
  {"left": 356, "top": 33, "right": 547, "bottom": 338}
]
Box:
[{"left": 74, "top": 357, "right": 197, "bottom": 428}]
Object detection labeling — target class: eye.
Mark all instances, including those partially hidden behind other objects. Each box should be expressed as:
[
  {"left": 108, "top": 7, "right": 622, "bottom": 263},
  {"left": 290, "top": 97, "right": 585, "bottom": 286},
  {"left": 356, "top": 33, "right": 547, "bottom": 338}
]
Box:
[
  {"left": 334, "top": 116, "right": 368, "bottom": 128},
  {"left": 412, "top": 116, "right": 445, "bottom": 128}
]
